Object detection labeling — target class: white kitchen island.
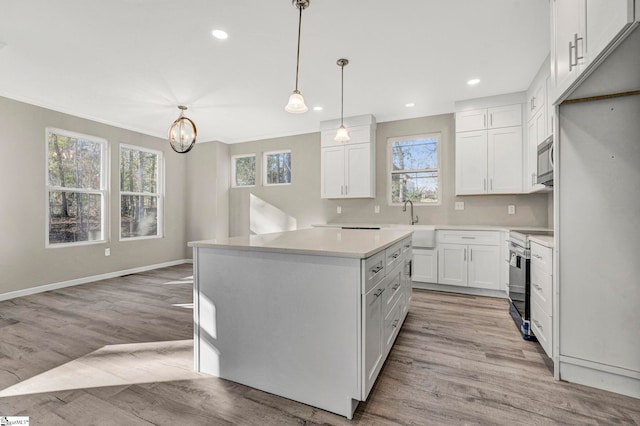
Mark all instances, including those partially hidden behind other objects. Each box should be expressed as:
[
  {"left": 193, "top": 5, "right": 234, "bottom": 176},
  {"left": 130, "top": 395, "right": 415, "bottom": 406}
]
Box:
[{"left": 188, "top": 228, "right": 412, "bottom": 418}]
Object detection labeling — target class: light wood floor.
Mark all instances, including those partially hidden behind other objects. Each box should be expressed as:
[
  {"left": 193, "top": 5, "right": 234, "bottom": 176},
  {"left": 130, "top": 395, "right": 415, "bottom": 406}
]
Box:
[{"left": 0, "top": 264, "right": 638, "bottom": 425}]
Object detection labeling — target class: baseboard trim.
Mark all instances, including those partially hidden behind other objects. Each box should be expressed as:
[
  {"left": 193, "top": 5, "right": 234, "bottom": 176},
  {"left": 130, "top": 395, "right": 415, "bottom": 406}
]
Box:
[
  {"left": 559, "top": 356, "right": 640, "bottom": 399},
  {"left": 411, "top": 281, "right": 508, "bottom": 299},
  {"left": 0, "top": 259, "right": 193, "bottom": 301}
]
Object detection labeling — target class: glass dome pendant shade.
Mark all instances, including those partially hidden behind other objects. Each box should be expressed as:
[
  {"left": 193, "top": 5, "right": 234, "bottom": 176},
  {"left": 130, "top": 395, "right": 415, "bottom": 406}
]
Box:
[
  {"left": 285, "top": 0, "right": 310, "bottom": 114},
  {"left": 335, "top": 58, "right": 350, "bottom": 142},
  {"left": 168, "top": 106, "right": 197, "bottom": 154}
]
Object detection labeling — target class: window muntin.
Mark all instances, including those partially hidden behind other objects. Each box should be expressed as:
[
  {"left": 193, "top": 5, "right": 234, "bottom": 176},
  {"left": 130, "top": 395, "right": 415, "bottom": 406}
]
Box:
[
  {"left": 119, "top": 144, "right": 163, "bottom": 240},
  {"left": 46, "top": 128, "right": 107, "bottom": 246},
  {"left": 232, "top": 154, "right": 256, "bottom": 187},
  {"left": 389, "top": 134, "right": 440, "bottom": 205},
  {"left": 263, "top": 150, "right": 292, "bottom": 186}
]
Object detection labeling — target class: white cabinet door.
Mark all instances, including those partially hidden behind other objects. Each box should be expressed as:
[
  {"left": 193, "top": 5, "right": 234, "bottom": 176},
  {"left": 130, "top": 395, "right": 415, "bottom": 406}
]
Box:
[
  {"left": 438, "top": 243, "right": 468, "bottom": 287},
  {"left": 362, "top": 281, "right": 384, "bottom": 398},
  {"left": 412, "top": 248, "right": 437, "bottom": 283},
  {"left": 321, "top": 146, "right": 345, "bottom": 198},
  {"left": 345, "top": 143, "right": 372, "bottom": 197},
  {"left": 526, "top": 109, "right": 547, "bottom": 193},
  {"left": 468, "top": 245, "right": 500, "bottom": 290},
  {"left": 552, "top": 0, "right": 586, "bottom": 99},
  {"left": 585, "top": 0, "right": 634, "bottom": 65},
  {"left": 455, "top": 130, "right": 488, "bottom": 195},
  {"left": 488, "top": 104, "right": 522, "bottom": 129},
  {"left": 456, "top": 109, "right": 487, "bottom": 132},
  {"left": 487, "top": 127, "right": 523, "bottom": 194}
]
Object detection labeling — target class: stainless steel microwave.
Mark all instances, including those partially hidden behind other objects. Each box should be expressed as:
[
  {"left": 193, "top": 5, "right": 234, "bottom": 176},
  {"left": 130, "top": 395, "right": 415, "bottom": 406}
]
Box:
[{"left": 537, "top": 135, "right": 554, "bottom": 186}]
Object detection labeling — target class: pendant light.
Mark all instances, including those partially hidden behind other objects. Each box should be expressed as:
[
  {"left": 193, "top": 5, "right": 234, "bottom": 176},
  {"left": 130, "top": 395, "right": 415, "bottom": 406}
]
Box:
[
  {"left": 285, "top": 0, "right": 310, "bottom": 113},
  {"left": 334, "top": 58, "right": 350, "bottom": 142},
  {"left": 168, "top": 106, "right": 197, "bottom": 154}
]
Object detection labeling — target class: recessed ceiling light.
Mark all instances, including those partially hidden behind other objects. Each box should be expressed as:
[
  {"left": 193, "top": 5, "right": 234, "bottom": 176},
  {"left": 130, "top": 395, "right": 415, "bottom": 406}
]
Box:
[
  {"left": 211, "top": 30, "right": 228, "bottom": 40},
  {"left": 467, "top": 78, "right": 480, "bottom": 86},
  {"left": 405, "top": 102, "right": 415, "bottom": 108},
  {"left": 313, "top": 106, "right": 323, "bottom": 111}
]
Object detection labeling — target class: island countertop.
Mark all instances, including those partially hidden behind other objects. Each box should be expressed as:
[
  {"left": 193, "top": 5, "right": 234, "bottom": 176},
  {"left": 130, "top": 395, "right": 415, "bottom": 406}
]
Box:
[{"left": 188, "top": 227, "right": 412, "bottom": 258}]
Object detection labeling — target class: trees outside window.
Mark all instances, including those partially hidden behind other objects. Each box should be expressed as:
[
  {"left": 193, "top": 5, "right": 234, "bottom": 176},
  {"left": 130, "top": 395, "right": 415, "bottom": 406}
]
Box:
[
  {"left": 232, "top": 154, "right": 256, "bottom": 187},
  {"left": 389, "top": 134, "right": 440, "bottom": 205},
  {"left": 264, "top": 150, "right": 292, "bottom": 186},
  {"left": 46, "top": 128, "right": 107, "bottom": 246},
  {"left": 119, "top": 145, "right": 163, "bottom": 239}
]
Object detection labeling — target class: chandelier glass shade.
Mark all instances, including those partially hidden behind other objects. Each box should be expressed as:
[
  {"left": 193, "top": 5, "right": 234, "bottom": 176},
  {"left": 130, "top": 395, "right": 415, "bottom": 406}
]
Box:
[{"left": 168, "top": 106, "right": 197, "bottom": 154}]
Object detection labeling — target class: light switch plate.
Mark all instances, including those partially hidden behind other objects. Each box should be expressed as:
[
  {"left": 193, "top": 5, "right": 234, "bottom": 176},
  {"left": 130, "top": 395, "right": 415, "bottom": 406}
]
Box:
[
  {"left": 455, "top": 201, "right": 464, "bottom": 210},
  {"left": 508, "top": 205, "right": 516, "bottom": 215},
  {"left": 105, "top": 248, "right": 111, "bottom": 256},
  {"left": 374, "top": 205, "right": 380, "bottom": 214},
  {"left": 337, "top": 206, "right": 342, "bottom": 214}
]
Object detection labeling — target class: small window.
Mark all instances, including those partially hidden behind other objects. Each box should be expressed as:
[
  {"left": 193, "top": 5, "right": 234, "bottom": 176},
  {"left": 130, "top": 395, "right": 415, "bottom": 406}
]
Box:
[
  {"left": 232, "top": 154, "right": 256, "bottom": 187},
  {"left": 388, "top": 133, "right": 440, "bottom": 205},
  {"left": 264, "top": 150, "right": 292, "bottom": 186},
  {"left": 119, "top": 145, "right": 163, "bottom": 240},
  {"left": 46, "top": 128, "right": 108, "bottom": 246}
]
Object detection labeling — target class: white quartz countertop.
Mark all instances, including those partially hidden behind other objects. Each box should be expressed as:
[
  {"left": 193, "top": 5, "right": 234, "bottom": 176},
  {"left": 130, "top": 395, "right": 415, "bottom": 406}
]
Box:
[
  {"left": 188, "top": 228, "right": 412, "bottom": 259},
  {"left": 529, "top": 235, "right": 554, "bottom": 248},
  {"left": 313, "top": 223, "right": 552, "bottom": 232}
]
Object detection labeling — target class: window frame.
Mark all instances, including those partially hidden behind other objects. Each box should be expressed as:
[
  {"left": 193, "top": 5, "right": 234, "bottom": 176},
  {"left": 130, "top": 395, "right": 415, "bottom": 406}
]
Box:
[
  {"left": 45, "top": 127, "right": 109, "bottom": 248},
  {"left": 263, "top": 149, "right": 292, "bottom": 187},
  {"left": 118, "top": 143, "right": 164, "bottom": 241},
  {"left": 231, "top": 153, "right": 257, "bottom": 188},
  {"left": 387, "top": 133, "right": 442, "bottom": 206}
]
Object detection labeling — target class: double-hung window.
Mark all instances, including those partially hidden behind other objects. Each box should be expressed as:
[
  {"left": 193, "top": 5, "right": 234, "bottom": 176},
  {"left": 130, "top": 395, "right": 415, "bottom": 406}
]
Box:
[
  {"left": 46, "top": 128, "right": 108, "bottom": 246},
  {"left": 119, "top": 145, "right": 163, "bottom": 240},
  {"left": 389, "top": 133, "right": 441, "bottom": 205}
]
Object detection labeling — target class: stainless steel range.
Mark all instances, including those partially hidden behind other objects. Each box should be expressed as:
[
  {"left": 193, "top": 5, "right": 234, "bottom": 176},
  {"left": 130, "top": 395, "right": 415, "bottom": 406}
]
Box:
[{"left": 508, "top": 230, "right": 553, "bottom": 340}]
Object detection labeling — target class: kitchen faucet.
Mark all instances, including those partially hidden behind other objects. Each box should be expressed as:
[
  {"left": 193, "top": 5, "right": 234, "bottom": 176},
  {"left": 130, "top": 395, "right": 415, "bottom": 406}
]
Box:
[{"left": 402, "top": 200, "right": 419, "bottom": 225}]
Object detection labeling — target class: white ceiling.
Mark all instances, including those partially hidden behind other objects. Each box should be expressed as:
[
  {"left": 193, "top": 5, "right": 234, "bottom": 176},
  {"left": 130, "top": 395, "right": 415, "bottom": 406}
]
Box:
[{"left": 0, "top": 0, "right": 549, "bottom": 144}]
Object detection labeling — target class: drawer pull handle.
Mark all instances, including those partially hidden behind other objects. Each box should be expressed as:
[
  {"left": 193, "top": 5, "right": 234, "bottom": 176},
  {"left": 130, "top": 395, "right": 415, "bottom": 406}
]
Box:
[
  {"left": 392, "top": 283, "right": 400, "bottom": 290},
  {"left": 391, "top": 253, "right": 399, "bottom": 259},
  {"left": 533, "top": 254, "right": 543, "bottom": 259},
  {"left": 374, "top": 288, "right": 385, "bottom": 298},
  {"left": 533, "top": 319, "right": 542, "bottom": 329},
  {"left": 461, "top": 236, "right": 476, "bottom": 239},
  {"left": 371, "top": 265, "right": 383, "bottom": 274},
  {"left": 392, "top": 319, "right": 399, "bottom": 328},
  {"left": 533, "top": 282, "right": 542, "bottom": 291},
  {"left": 404, "top": 244, "right": 411, "bottom": 249}
]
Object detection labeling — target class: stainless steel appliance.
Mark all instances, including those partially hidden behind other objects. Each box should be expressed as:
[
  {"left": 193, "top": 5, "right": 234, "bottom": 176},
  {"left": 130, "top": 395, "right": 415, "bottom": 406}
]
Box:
[
  {"left": 537, "top": 135, "right": 554, "bottom": 186},
  {"left": 508, "top": 230, "right": 553, "bottom": 339}
]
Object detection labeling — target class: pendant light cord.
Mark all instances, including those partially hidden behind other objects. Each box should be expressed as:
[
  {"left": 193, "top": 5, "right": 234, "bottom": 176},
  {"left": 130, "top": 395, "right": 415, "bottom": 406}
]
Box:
[
  {"left": 340, "top": 63, "right": 344, "bottom": 126},
  {"left": 294, "top": 4, "right": 303, "bottom": 91}
]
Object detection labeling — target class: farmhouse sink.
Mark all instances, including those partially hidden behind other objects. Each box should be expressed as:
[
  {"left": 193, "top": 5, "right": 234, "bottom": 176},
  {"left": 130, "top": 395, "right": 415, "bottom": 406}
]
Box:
[{"left": 383, "top": 224, "right": 435, "bottom": 248}]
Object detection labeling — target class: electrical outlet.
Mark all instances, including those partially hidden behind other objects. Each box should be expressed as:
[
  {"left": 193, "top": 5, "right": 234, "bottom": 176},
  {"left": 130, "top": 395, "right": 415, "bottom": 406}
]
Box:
[
  {"left": 105, "top": 248, "right": 111, "bottom": 256},
  {"left": 455, "top": 201, "right": 465, "bottom": 210},
  {"left": 374, "top": 205, "right": 380, "bottom": 214},
  {"left": 508, "top": 205, "right": 516, "bottom": 215},
  {"left": 337, "top": 206, "right": 342, "bottom": 214}
]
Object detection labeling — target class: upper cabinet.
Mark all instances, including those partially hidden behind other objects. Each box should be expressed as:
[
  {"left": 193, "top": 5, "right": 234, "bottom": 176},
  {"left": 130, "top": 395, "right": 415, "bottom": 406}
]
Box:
[
  {"left": 551, "top": 0, "right": 638, "bottom": 103},
  {"left": 455, "top": 103, "right": 524, "bottom": 195},
  {"left": 320, "top": 115, "right": 376, "bottom": 199}
]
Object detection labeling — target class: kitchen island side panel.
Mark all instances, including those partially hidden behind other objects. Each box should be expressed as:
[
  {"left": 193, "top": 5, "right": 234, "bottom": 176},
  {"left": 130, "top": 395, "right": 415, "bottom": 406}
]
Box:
[{"left": 194, "top": 246, "right": 362, "bottom": 418}]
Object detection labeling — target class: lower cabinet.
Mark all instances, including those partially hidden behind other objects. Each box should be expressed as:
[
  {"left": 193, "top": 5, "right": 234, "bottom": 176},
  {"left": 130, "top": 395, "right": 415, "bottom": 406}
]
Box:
[
  {"left": 436, "top": 230, "right": 501, "bottom": 290},
  {"left": 362, "top": 237, "right": 411, "bottom": 399},
  {"left": 412, "top": 248, "right": 437, "bottom": 283},
  {"left": 530, "top": 241, "right": 553, "bottom": 358}
]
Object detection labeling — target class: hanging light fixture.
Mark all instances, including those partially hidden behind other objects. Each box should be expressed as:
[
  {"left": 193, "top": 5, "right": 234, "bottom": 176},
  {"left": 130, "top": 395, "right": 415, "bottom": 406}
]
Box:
[
  {"left": 168, "top": 106, "right": 197, "bottom": 154},
  {"left": 285, "top": 0, "right": 310, "bottom": 113},
  {"left": 334, "top": 58, "right": 350, "bottom": 142}
]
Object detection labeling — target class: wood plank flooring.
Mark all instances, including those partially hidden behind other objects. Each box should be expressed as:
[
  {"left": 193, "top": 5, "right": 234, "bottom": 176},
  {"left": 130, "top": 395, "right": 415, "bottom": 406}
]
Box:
[{"left": 0, "top": 264, "right": 638, "bottom": 425}]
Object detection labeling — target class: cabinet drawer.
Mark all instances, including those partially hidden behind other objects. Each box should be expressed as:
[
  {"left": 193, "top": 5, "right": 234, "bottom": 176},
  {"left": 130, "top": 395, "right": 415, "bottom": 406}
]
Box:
[
  {"left": 531, "top": 298, "right": 552, "bottom": 358},
  {"left": 363, "top": 251, "right": 385, "bottom": 294},
  {"left": 436, "top": 230, "right": 500, "bottom": 245},
  {"left": 385, "top": 240, "right": 404, "bottom": 270},
  {"left": 531, "top": 262, "right": 552, "bottom": 315},
  {"left": 400, "top": 237, "right": 412, "bottom": 254},
  {"left": 531, "top": 243, "right": 552, "bottom": 273},
  {"left": 383, "top": 295, "right": 402, "bottom": 349},
  {"left": 383, "top": 263, "right": 403, "bottom": 319}
]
